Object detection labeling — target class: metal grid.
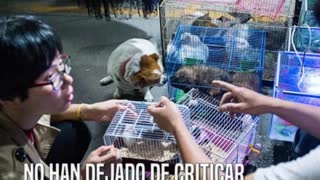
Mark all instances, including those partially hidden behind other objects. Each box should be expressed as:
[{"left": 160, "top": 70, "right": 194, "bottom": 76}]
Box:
[
  {"left": 167, "top": 25, "right": 266, "bottom": 70},
  {"left": 166, "top": 25, "right": 264, "bottom": 100},
  {"left": 175, "top": 0, "right": 289, "bottom": 18},
  {"left": 177, "top": 89, "right": 259, "bottom": 164},
  {"left": 293, "top": 27, "right": 320, "bottom": 53},
  {"left": 236, "top": 0, "right": 285, "bottom": 19},
  {"left": 159, "top": 0, "right": 296, "bottom": 83},
  {"left": 103, "top": 101, "right": 190, "bottom": 163},
  {"left": 160, "top": 0, "right": 295, "bottom": 57},
  {"left": 177, "top": 0, "right": 238, "bottom": 3}
]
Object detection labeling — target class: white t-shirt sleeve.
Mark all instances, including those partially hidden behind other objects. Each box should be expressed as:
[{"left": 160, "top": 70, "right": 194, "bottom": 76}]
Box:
[{"left": 254, "top": 146, "right": 320, "bottom": 180}]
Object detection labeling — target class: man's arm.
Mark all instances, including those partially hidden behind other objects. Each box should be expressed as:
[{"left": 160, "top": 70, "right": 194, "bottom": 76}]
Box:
[
  {"left": 252, "top": 146, "right": 320, "bottom": 180},
  {"left": 51, "top": 104, "right": 88, "bottom": 121},
  {"left": 173, "top": 121, "right": 212, "bottom": 164},
  {"left": 51, "top": 100, "right": 130, "bottom": 122},
  {"left": 270, "top": 98, "right": 320, "bottom": 139},
  {"left": 212, "top": 80, "right": 320, "bottom": 139}
]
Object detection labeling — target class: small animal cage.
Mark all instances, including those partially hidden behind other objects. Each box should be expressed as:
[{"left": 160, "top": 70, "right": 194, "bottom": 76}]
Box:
[
  {"left": 174, "top": 0, "right": 287, "bottom": 18},
  {"left": 177, "top": 89, "right": 259, "bottom": 164},
  {"left": 293, "top": 27, "right": 320, "bottom": 53},
  {"left": 270, "top": 51, "right": 320, "bottom": 141},
  {"left": 160, "top": 0, "right": 296, "bottom": 81},
  {"left": 299, "top": 11, "right": 320, "bottom": 27},
  {"left": 299, "top": 0, "right": 320, "bottom": 26},
  {"left": 177, "top": 0, "right": 238, "bottom": 4},
  {"left": 166, "top": 25, "right": 265, "bottom": 101},
  {"left": 103, "top": 101, "right": 190, "bottom": 163},
  {"left": 235, "top": 0, "right": 285, "bottom": 19}
]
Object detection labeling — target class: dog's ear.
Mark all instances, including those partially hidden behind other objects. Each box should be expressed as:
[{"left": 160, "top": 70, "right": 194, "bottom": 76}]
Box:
[{"left": 149, "top": 53, "right": 159, "bottom": 61}]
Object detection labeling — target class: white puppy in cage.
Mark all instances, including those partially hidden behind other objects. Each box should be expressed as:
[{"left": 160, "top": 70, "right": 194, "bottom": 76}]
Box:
[{"left": 100, "top": 38, "right": 166, "bottom": 102}]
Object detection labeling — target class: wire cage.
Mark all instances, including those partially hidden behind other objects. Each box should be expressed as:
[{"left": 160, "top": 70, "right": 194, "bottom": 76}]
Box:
[
  {"left": 166, "top": 25, "right": 265, "bottom": 101},
  {"left": 235, "top": 0, "right": 285, "bottom": 19},
  {"left": 293, "top": 27, "right": 320, "bottom": 53},
  {"left": 103, "top": 101, "right": 191, "bottom": 163},
  {"left": 177, "top": 0, "right": 238, "bottom": 4},
  {"left": 299, "top": 0, "right": 320, "bottom": 26},
  {"left": 177, "top": 89, "right": 259, "bottom": 164},
  {"left": 175, "top": 0, "right": 287, "bottom": 18},
  {"left": 159, "top": 0, "right": 296, "bottom": 81},
  {"left": 299, "top": 11, "right": 320, "bottom": 27},
  {"left": 270, "top": 51, "right": 320, "bottom": 141}
]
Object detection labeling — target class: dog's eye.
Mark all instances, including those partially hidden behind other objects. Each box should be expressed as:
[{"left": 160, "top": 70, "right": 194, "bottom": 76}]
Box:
[{"left": 47, "top": 74, "right": 54, "bottom": 80}]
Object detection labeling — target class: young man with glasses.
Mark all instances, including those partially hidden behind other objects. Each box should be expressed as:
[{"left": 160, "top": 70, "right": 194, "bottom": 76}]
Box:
[{"left": 0, "top": 15, "right": 128, "bottom": 179}]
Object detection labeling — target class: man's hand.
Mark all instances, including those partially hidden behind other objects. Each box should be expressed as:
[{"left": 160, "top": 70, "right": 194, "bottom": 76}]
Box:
[
  {"left": 81, "top": 145, "right": 121, "bottom": 179},
  {"left": 81, "top": 100, "right": 135, "bottom": 122},
  {"left": 147, "top": 96, "right": 185, "bottom": 134},
  {"left": 212, "top": 80, "right": 273, "bottom": 116}
]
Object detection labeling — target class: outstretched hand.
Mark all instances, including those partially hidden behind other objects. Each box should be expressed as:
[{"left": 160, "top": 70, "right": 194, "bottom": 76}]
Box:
[
  {"left": 81, "top": 145, "right": 121, "bottom": 178},
  {"left": 212, "top": 80, "right": 272, "bottom": 116},
  {"left": 82, "top": 100, "right": 135, "bottom": 122}
]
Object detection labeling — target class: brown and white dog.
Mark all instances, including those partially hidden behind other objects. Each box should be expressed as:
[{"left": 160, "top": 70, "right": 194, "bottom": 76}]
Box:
[{"left": 100, "top": 38, "right": 166, "bottom": 102}]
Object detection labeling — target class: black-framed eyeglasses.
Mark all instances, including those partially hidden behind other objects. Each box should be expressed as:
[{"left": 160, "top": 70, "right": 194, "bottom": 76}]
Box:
[{"left": 32, "top": 54, "right": 71, "bottom": 91}]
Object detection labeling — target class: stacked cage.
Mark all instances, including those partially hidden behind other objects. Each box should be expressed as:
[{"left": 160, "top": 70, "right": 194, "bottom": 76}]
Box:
[
  {"left": 166, "top": 25, "right": 266, "bottom": 101},
  {"left": 299, "top": 0, "right": 320, "bottom": 27},
  {"left": 104, "top": 101, "right": 190, "bottom": 163},
  {"left": 177, "top": 89, "right": 260, "bottom": 164},
  {"left": 293, "top": 26, "right": 320, "bottom": 54},
  {"left": 270, "top": 51, "right": 320, "bottom": 142},
  {"left": 160, "top": 0, "right": 296, "bottom": 82}
]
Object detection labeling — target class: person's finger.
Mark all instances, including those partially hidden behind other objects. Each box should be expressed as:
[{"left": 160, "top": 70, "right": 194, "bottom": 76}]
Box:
[
  {"left": 127, "top": 108, "right": 138, "bottom": 117},
  {"left": 114, "top": 103, "right": 137, "bottom": 117},
  {"left": 102, "top": 148, "right": 121, "bottom": 164},
  {"left": 117, "top": 100, "right": 137, "bottom": 111},
  {"left": 212, "top": 80, "right": 238, "bottom": 93},
  {"left": 114, "top": 148, "right": 122, "bottom": 162},
  {"left": 93, "top": 145, "right": 113, "bottom": 156},
  {"left": 126, "top": 102, "right": 136, "bottom": 111},
  {"left": 220, "top": 92, "right": 234, "bottom": 107},
  {"left": 117, "top": 104, "right": 128, "bottom": 111},
  {"left": 219, "top": 103, "right": 244, "bottom": 113},
  {"left": 160, "top": 96, "right": 170, "bottom": 104},
  {"left": 147, "top": 105, "right": 162, "bottom": 115}
]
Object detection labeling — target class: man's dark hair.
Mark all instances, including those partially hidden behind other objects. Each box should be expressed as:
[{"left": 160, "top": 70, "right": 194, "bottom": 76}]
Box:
[{"left": 0, "top": 15, "right": 63, "bottom": 101}]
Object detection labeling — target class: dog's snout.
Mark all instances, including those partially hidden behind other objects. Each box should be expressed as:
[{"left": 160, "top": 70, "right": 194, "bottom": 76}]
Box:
[
  {"left": 161, "top": 75, "right": 167, "bottom": 84},
  {"left": 155, "top": 75, "right": 167, "bottom": 87}
]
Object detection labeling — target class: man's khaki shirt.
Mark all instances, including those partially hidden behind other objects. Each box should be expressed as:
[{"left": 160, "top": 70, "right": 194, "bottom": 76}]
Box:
[{"left": 0, "top": 111, "right": 60, "bottom": 179}]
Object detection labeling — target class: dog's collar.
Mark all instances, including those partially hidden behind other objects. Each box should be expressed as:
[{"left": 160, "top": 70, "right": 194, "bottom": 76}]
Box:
[{"left": 120, "top": 57, "right": 132, "bottom": 77}]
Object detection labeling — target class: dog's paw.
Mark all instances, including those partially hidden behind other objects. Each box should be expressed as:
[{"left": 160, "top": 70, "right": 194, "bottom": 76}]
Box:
[
  {"left": 144, "top": 91, "right": 154, "bottom": 102},
  {"left": 113, "top": 89, "right": 121, "bottom": 99},
  {"left": 144, "top": 96, "right": 154, "bottom": 102}
]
